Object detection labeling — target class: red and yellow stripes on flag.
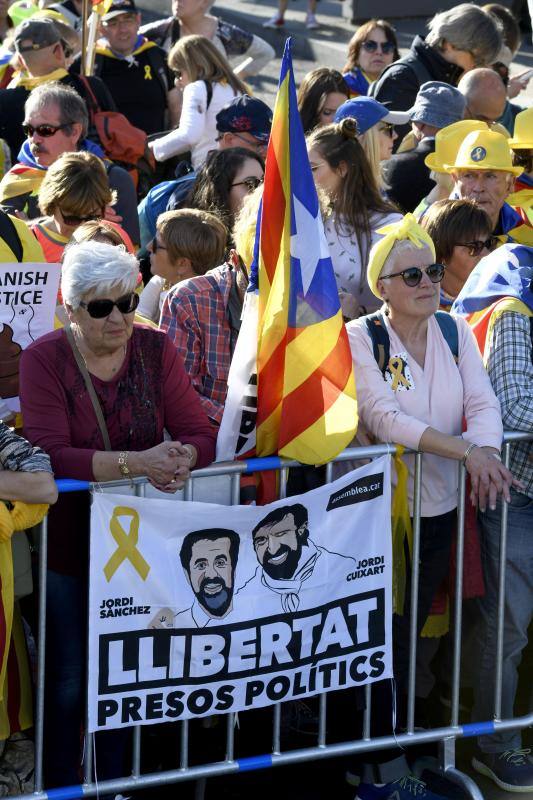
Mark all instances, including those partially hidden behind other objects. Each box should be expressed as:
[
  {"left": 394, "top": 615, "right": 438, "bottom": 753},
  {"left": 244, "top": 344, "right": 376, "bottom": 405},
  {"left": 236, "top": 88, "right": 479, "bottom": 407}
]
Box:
[
  {"left": 255, "top": 42, "right": 357, "bottom": 465},
  {"left": 91, "top": 0, "right": 113, "bottom": 14}
]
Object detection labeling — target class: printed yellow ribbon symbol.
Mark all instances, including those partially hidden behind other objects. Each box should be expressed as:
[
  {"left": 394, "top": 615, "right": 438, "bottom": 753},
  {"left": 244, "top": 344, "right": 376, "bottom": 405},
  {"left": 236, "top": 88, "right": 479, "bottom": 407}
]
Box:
[
  {"left": 388, "top": 356, "right": 410, "bottom": 392},
  {"left": 144, "top": 65, "right": 152, "bottom": 80},
  {"left": 104, "top": 506, "right": 150, "bottom": 582}
]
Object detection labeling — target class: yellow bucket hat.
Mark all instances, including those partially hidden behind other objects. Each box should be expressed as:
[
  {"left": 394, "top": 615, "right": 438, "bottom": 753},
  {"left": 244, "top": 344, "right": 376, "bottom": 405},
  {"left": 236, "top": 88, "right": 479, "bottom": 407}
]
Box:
[
  {"left": 508, "top": 107, "right": 533, "bottom": 150},
  {"left": 367, "top": 214, "right": 436, "bottom": 299},
  {"left": 425, "top": 120, "right": 488, "bottom": 174},
  {"left": 444, "top": 129, "right": 522, "bottom": 176}
]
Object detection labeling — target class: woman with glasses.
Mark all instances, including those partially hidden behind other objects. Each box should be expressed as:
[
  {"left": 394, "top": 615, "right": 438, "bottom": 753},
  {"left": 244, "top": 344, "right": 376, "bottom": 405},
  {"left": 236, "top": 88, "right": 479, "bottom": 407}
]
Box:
[
  {"left": 346, "top": 214, "right": 517, "bottom": 798},
  {"left": 343, "top": 19, "right": 399, "bottom": 97},
  {"left": 30, "top": 151, "right": 133, "bottom": 264},
  {"left": 307, "top": 118, "right": 401, "bottom": 320},
  {"left": 149, "top": 34, "right": 248, "bottom": 170},
  {"left": 297, "top": 67, "right": 350, "bottom": 135},
  {"left": 420, "top": 198, "right": 496, "bottom": 310},
  {"left": 19, "top": 240, "right": 216, "bottom": 788},
  {"left": 137, "top": 208, "right": 227, "bottom": 325},
  {"left": 184, "top": 146, "right": 264, "bottom": 245}
]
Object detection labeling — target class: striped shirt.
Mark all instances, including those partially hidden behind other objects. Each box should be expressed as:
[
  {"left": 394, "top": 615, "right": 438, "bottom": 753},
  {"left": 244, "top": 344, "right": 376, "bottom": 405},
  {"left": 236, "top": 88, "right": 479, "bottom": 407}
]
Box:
[
  {"left": 486, "top": 311, "right": 533, "bottom": 497},
  {"left": 0, "top": 422, "right": 52, "bottom": 474}
]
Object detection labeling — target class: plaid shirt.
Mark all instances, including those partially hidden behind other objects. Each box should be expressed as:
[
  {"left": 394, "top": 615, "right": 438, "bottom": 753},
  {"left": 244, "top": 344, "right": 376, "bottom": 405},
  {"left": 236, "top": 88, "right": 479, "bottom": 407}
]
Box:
[
  {"left": 160, "top": 264, "right": 234, "bottom": 425},
  {"left": 486, "top": 311, "right": 533, "bottom": 497}
]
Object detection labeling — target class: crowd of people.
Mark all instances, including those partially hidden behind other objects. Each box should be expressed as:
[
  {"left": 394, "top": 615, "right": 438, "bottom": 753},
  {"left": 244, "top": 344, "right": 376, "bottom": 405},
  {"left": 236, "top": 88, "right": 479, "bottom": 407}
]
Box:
[{"left": 0, "top": 0, "right": 530, "bottom": 798}]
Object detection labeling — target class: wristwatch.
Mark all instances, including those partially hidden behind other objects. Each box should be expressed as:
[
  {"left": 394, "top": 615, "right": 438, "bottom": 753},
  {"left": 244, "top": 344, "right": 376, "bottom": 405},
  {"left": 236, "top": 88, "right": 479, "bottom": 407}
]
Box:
[{"left": 118, "top": 451, "right": 131, "bottom": 479}]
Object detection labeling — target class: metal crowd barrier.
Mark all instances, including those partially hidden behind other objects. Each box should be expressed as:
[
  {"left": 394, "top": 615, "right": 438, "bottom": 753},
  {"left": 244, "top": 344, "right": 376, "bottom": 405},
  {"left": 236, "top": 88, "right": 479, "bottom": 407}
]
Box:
[{"left": 12, "top": 432, "right": 533, "bottom": 800}]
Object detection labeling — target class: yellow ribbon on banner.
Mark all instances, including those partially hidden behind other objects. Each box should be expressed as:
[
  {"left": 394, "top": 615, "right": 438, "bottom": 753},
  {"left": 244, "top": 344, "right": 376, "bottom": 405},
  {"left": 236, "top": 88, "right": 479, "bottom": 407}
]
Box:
[
  {"left": 388, "top": 357, "right": 410, "bottom": 392},
  {"left": 104, "top": 507, "right": 150, "bottom": 582}
]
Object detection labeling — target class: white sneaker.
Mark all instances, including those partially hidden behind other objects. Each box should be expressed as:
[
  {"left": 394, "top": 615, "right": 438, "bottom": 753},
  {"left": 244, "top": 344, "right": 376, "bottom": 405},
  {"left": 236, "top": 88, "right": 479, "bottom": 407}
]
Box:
[
  {"left": 263, "top": 14, "right": 284, "bottom": 28},
  {"left": 305, "top": 13, "right": 320, "bottom": 29}
]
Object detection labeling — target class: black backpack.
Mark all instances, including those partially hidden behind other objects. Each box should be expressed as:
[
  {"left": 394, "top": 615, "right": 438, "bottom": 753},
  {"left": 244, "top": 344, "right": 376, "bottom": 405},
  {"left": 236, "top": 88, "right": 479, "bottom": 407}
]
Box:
[{"left": 365, "top": 310, "right": 459, "bottom": 378}]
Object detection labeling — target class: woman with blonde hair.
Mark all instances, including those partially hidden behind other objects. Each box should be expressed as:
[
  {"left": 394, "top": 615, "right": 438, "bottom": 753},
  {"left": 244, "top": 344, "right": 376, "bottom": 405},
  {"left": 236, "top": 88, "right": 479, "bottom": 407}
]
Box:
[
  {"left": 31, "top": 151, "right": 117, "bottom": 263},
  {"left": 149, "top": 34, "right": 248, "bottom": 169}
]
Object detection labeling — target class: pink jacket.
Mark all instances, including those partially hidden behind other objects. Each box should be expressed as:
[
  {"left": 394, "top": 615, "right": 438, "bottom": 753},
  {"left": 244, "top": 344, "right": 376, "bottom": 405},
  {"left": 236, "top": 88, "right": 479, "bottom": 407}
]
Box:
[{"left": 347, "top": 313, "right": 503, "bottom": 516}]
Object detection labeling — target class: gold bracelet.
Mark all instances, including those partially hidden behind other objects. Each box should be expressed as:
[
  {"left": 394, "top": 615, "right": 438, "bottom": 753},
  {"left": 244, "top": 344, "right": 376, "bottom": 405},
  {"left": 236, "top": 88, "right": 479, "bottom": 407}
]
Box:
[{"left": 118, "top": 451, "right": 131, "bottom": 478}]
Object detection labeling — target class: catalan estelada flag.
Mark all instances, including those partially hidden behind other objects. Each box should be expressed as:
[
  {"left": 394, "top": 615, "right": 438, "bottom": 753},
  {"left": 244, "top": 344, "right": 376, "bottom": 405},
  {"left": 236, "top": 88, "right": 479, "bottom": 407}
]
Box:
[
  {"left": 451, "top": 243, "right": 533, "bottom": 360},
  {"left": 217, "top": 39, "right": 357, "bottom": 466}
]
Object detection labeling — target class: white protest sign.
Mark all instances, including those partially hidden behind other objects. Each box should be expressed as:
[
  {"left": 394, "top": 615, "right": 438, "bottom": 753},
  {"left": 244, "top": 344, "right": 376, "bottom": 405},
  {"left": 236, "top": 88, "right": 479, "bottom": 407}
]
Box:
[
  {"left": 88, "top": 457, "right": 392, "bottom": 732},
  {"left": 0, "top": 262, "right": 60, "bottom": 412}
]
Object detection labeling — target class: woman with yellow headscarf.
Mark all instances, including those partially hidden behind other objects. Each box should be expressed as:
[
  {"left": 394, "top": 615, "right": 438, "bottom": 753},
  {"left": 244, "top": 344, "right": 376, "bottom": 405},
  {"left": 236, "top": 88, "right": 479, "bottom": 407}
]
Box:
[{"left": 345, "top": 214, "right": 520, "bottom": 798}]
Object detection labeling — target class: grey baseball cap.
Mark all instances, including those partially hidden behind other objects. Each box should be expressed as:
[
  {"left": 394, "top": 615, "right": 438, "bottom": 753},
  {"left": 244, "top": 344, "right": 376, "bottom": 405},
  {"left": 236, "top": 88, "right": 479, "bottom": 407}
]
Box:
[
  {"left": 409, "top": 82, "right": 466, "bottom": 130},
  {"left": 14, "top": 18, "right": 61, "bottom": 53}
]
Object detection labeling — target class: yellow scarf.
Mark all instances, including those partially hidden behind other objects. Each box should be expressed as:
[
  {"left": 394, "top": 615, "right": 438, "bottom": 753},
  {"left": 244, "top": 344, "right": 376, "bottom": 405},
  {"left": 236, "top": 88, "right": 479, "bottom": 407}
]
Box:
[{"left": 9, "top": 67, "right": 69, "bottom": 90}]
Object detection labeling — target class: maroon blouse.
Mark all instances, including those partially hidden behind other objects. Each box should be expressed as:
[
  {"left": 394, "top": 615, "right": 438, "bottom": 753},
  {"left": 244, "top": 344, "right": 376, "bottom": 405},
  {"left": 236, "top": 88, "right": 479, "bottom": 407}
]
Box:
[{"left": 20, "top": 325, "right": 217, "bottom": 575}]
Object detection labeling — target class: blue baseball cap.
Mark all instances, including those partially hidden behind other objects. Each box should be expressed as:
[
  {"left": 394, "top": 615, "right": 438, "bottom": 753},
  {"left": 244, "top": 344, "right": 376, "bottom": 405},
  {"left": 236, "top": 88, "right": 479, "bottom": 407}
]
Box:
[
  {"left": 216, "top": 95, "right": 273, "bottom": 144},
  {"left": 334, "top": 97, "right": 410, "bottom": 134}
]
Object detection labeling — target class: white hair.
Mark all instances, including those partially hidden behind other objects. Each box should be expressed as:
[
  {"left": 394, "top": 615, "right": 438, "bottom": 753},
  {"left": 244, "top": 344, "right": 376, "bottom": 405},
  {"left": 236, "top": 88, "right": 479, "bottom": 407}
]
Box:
[
  {"left": 380, "top": 239, "right": 432, "bottom": 279},
  {"left": 61, "top": 240, "right": 139, "bottom": 309}
]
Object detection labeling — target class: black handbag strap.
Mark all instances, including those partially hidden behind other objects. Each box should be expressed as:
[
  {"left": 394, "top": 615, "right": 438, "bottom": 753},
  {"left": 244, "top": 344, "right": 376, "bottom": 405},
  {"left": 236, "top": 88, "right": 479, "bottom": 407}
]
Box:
[{"left": 65, "top": 325, "right": 112, "bottom": 451}]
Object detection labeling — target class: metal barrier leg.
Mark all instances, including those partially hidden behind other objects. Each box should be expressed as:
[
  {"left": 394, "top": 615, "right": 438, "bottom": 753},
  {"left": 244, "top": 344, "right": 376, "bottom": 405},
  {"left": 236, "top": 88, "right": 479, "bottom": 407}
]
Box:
[
  {"left": 406, "top": 453, "right": 423, "bottom": 734},
  {"left": 34, "top": 517, "right": 47, "bottom": 793}
]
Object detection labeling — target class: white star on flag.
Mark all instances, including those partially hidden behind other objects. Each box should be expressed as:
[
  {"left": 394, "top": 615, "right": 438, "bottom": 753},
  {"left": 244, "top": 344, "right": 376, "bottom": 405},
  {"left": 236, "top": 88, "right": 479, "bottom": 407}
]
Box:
[{"left": 290, "top": 195, "right": 330, "bottom": 296}]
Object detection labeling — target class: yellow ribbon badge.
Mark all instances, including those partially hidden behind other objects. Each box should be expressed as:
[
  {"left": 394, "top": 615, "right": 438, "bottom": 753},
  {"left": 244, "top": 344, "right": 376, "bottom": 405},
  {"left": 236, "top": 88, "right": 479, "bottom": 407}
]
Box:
[
  {"left": 104, "top": 506, "right": 150, "bottom": 582},
  {"left": 387, "top": 356, "right": 410, "bottom": 392},
  {"left": 144, "top": 65, "right": 153, "bottom": 81}
]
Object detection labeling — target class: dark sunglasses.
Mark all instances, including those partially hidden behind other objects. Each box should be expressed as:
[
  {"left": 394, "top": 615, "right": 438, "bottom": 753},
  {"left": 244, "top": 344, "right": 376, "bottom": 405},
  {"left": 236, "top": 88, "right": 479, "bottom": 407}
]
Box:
[
  {"left": 381, "top": 263, "right": 445, "bottom": 287},
  {"left": 79, "top": 292, "right": 139, "bottom": 319},
  {"left": 22, "top": 122, "right": 73, "bottom": 138},
  {"left": 379, "top": 122, "right": 395, "bottom": 138},
  {"left": 61, "top": 210, "right": 102, "bottom": 226},
  {"left": 151, "top": 237, "right": 167, "bottom": 254},
  {"left": 231, "top": 176, "right": 264, "bottom": 192},
  {"left": 457, "top": 237, "right": 498, "bottom": 257},
  {"left": 361, "top": 40, "right": 395, "bottom": 54}
]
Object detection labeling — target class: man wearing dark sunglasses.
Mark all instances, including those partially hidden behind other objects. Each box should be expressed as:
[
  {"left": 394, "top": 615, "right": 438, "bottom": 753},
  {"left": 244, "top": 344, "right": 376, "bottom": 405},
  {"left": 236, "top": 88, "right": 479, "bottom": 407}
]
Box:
[
  {"left": 0, "top": 17, "right": 115, "bottom": 162},
  {"left": 0, "top": 82, "right": 140, "bottom": 245}
]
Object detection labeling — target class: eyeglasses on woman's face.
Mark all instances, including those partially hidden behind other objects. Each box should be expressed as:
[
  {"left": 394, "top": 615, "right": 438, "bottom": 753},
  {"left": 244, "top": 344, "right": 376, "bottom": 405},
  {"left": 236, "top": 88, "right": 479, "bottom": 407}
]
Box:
[
  {"left": 151, "top": 237, "right": 168, "bottom": 254},
  {"left": 79, "top": 292, "right": 140, "bottom": 319},
  {"left": 60, "top": 209, "right": 103, "bottom": 227},
  {"left": 231, "top": 176, "right": 264, "bottom": 192},
  {"left": 378, "top": 122, "right": 395, "bottom": 138},
  {"left": 456, "top": 237, "right": 498, "bottom": 257},
  {"left": 361, "top": 40, "right": 395, "bottom": 54},
  {"left": 381, "top": 263, "right": 446, "bottom": 287}
]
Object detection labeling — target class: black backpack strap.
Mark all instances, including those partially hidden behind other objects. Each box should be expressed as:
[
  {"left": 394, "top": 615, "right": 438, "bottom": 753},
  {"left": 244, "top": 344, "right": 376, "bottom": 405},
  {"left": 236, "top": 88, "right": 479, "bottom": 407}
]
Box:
[
  {"left": 0, "top": 210, "right": 23, "bottom": 262},
  {"left": 365, "top": 311, "right": 390, "bottom": 378},
  {"left": 144, "top": 45, "right": 169, "bottom": 95},
  {"left": 203, "top": 79, "right": 213, "bottom": 110},
  {"left": 434, "top": 310, "right": 459, "bottom": 362}
]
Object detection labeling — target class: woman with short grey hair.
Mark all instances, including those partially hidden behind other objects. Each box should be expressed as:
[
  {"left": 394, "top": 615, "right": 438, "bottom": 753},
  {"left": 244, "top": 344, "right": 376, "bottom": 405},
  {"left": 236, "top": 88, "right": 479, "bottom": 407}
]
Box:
[
  {"left": 370, "top": 2, "right": 502, "bottom": 147},
  {"left": 19, "top": 241, "right": 216, "bottom": 788}
]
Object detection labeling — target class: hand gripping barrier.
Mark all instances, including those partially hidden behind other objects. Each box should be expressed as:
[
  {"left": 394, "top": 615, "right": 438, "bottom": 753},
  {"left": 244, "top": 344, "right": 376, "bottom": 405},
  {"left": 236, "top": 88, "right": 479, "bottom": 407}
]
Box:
[{"left": 11, "top": 433, "right": 533, "bottom": 800}]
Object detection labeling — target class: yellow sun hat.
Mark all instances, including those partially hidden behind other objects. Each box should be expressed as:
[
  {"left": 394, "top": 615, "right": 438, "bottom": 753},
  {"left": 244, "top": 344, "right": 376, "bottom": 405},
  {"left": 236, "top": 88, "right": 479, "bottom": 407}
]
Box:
[
  {"left": 425, "top": 120, "right": 488, "bottom": 174},
  {"left": 7, "top": 0, "right": 38, "bottom": 28},
  {"left": 508, "top": 107, "right": 533, "bottom": 151},
  {"left": 444, "top": 128, "right": 523, "bottom": 176},
  {"left": 367, "top": 214, "right": 436, "bottom": 299}
]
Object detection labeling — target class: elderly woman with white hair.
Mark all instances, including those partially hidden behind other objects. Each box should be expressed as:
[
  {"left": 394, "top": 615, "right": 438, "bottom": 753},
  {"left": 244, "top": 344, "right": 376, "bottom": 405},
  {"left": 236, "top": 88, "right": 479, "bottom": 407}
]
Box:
[
  {"left": 345, "top": 214, "right": 519, "bottom": 798},
  {"left": 19, "top": 241, "right": 216, "bottom": 788}
]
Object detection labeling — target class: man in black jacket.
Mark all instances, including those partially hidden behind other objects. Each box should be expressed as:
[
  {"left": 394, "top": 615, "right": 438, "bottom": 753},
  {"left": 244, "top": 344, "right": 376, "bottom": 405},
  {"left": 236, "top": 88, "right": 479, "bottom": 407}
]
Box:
[
  {"left": 370, "top": 3, "right": 501, "bottom": 149},
  {"left": 382, "top": 82, "right": 465, "bottom": 213},
  {"left": 0, "top": 18, "right": 116, "bottom": 161}
]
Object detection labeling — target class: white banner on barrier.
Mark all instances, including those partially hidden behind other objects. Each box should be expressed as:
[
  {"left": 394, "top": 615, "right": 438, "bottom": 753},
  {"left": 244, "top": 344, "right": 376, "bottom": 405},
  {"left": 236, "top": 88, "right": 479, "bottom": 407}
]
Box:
[
  {"left": 0, "top": 262, "right": 60, "bottom": 413},
  {"left": 88, "top": 457, "right": 393, "bottom": 732}
]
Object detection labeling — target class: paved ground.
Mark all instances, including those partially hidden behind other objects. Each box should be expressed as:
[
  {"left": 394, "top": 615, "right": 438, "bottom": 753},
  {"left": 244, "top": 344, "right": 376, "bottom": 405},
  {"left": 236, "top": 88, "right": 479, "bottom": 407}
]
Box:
[
  {"left": 142, "top": 0, "right": 533, "bottom": 109},
  {"left": 135, "top": 3, "right": 533, "bottom": 798}
]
